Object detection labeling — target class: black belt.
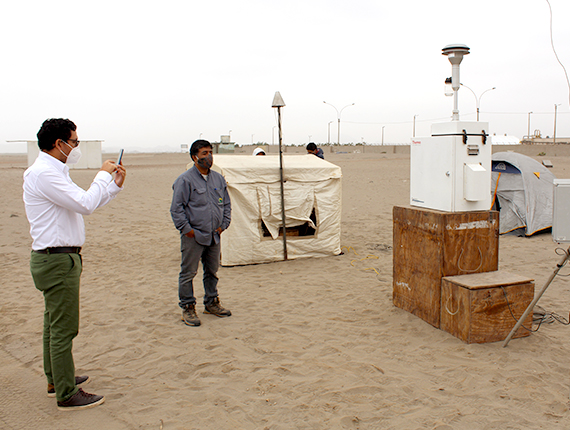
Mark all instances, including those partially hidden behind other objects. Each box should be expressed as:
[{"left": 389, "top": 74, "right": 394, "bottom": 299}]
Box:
[{"left": 35, "top": 247, "right": 82, "bottom": 254}]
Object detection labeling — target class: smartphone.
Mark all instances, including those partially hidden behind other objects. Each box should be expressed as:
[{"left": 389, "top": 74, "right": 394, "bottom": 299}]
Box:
[{"left": 116, "top": 149, "right": 124, "bottom": 165}]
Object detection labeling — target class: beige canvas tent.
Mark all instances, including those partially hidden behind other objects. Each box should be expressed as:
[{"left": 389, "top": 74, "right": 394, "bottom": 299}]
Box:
[{"left": 209, "top": 154, "right": 342, "bottom": 266}]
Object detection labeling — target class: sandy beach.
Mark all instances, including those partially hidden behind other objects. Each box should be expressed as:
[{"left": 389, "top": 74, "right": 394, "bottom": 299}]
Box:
[{"left": 2, "top": 146, "right": 570, "bottom": 429}]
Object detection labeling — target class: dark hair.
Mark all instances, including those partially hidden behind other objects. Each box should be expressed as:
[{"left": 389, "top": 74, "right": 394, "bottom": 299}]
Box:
[
  {"left": 306, "top": 142, "right": 317, "bottom": 151},
  {"left": 190, "top": 139, "right": 212, "bottom": 158},
  {"left": 37, "top": 118, "right": 76, "bottom": 151}
]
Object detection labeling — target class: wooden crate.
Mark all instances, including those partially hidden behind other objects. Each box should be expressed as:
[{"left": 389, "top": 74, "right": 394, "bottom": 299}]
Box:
[
  {"left": 440, "top": 271, "right": 534, "bottom": 343},
  {"left": 393, "top": 206, "right": 499, "bottom": 328}
]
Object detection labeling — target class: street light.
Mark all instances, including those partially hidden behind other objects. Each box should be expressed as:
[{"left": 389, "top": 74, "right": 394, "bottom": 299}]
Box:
[
  {"left": 323, "top": 101, "right": 355, "bottom": 145},
  {"left": 327, "top": 121, "right": 333, "bottom": 144},
  {"left": 271, "top": 91, "right": 287, "bottom": 260},
  {"left": 527, "top": 112, "right": 533, "bottom": 139},
  {"left": 460, "top": 84, "right": 496, "bottom": 121},
  {"left": 413, "top": 115, "right": 419, "bottom": 137},
  {"left": 554, "top": 104, "right": 561, "bottom": 144}
]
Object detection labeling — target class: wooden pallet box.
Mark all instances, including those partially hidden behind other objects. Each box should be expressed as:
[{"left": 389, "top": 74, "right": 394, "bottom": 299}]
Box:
[
  {"left": 440, "top": 271, "right": 534, "bottom": 343},
  {"left": 393, "top": 206, "right": 499, "bottom": 328}
]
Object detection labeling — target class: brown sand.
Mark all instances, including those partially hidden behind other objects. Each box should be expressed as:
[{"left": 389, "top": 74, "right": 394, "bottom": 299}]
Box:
[{"left": 1, "top": 148, "right": 570, "bottom": 429}]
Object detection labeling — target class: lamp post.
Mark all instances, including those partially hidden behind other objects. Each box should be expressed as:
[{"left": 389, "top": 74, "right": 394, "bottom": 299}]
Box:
[
  {"left": 413, "top": 115, "right": 418, "bottom": 137},
  {"left": 323, "top": 101, "right": 355, "bottom": 145},
  {"left": 382, "top": 126, "right": 385, "bottom": 145},
  {"left": 554, "top": 104, "right": 561, "bottom": 144},
  {"left": 272, "top": 92, "right": 288, "bottom": 260},
  {"left": 527, "top": 112, "right": 533, "bottom": 139},
  {"left": 327, "top": 121, "right": 333, "bottom": 144},
  {"left": 460, "top": 84, "right": 496, "bottom": 121}
]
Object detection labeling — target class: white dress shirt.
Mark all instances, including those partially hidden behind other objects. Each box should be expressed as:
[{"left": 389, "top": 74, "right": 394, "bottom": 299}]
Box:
[{"left": 23, "top": 151, "right": 123, "bottom": 250}]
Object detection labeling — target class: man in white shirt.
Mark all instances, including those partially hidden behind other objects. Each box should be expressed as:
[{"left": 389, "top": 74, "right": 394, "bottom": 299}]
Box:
[{"left": 23, "top": 118, "right": 126, "bottom": 411}]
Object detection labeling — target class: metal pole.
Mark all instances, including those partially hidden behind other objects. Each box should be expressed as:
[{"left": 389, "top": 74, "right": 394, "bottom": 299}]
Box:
[
  {"left": 324, "top": 102, "right": 354, "bottom": 146},
  {"left": 477, "top": 87, "right": 495, "bottom": 121},
  {"left": 503, "top": 245, "right": 570, "bottom": 347},
  {"left": 277, "top": 106, "right": 288, "bottom": 260},
  {"left": 461, "top": 84, "right": 476, "bottom": 120},
  {"left": 554, "top": 104, "right": 560, "bottom": 144},
  {"left": 460, "top": 84, "right": 495, "bottom": 121},
  {"left": 527, "top": 112, "right": 533, "bottom": 139},
  {"left": 338, "top": 103, "right": 355, "bottom": 145}
]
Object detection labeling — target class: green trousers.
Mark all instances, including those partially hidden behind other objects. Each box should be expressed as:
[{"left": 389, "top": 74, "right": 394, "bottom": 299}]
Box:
[{"left": 30, "top": 251, "right": 82, "bottom": 402}]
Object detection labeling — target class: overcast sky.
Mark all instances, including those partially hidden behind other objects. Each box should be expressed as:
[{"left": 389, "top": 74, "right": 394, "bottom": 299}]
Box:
[{"left": 1, "top": 0, "right": 569, "bottom": 153}]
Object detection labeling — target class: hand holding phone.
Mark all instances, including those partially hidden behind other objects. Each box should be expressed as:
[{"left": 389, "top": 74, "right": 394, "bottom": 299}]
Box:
[{"left": 116, "top": 149, "right": 124, "bottom": 165}]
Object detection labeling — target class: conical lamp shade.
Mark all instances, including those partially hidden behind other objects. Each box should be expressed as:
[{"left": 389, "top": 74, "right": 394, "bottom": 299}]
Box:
[{"left": 272, "top": 91, "right": 285, "bottom": 108}]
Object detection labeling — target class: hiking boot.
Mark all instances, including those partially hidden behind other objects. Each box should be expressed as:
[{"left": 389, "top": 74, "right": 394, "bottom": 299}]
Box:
[
  {"left": 57, "top": 388, "right": 105, "bottom": 411},
  {"left": 204, "top": 297, "right": 232, "bottom": 317},
  {"left": 47, "top": 375, "right": 90, "bottom": 398},
  {"left": 182, "top": 304, "right": 201, "bottom": 326}
]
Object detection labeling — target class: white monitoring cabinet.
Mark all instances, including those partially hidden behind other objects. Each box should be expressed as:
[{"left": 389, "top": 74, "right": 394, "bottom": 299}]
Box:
[
  {"left": 410, "top": 121, "right": 492, "bottom": 212},
  {"left": 553, "top": 179, "right": 570, "bottom": 243}
]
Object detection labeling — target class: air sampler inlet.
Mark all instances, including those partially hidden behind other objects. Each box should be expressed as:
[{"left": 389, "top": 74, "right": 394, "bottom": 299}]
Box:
[{"left": 442, "top": 44, "right": 470, "bottom": 121}]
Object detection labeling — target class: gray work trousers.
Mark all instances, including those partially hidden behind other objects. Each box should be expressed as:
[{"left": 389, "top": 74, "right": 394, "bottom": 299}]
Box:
[{"left": 178, "top": 234, "right": 220, "bottom": 308}]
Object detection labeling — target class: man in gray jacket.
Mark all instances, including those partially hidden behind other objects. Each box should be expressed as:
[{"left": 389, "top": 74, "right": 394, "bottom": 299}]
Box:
[{"left": 170, "top": 140, "right": 232, "bottom": 326}]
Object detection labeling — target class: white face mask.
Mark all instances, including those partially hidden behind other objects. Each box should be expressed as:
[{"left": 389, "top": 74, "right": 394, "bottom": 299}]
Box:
[{"left": 59, "top": 141, "right": 82, "bottom": 165}]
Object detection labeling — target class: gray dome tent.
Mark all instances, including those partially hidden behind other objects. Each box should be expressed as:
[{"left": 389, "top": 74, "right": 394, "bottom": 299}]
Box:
[{"left": 491, "top": 152, "right": 556, "bottom": 236}]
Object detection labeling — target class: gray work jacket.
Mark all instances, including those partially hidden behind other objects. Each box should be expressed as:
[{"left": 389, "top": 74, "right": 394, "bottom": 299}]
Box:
[{"left": 170, "top": 166, "right": 231, "bottom": 246}]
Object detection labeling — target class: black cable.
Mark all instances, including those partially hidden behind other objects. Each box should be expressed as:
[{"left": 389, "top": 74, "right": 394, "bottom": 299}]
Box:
[
  {"left": 545, "top": 0, "right": 570, "bottom": 106},
  {"left": 501, "top": 285, "right": 539, "bottom": 332},
  {"left": 553, "top": 247, "right": 570, "bottom": 276},
  {"left": 502, "top": 287, "right": 570, "bottom": 333}
]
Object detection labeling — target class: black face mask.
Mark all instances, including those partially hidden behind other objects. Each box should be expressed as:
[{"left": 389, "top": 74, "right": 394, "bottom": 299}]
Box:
[{"left": 195, "top": 154, "right": 213, "bottom": 169}]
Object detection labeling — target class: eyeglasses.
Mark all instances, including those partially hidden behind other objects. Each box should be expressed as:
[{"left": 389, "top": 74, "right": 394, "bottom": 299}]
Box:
[{"left": 66, "top": 139, "right": 80, "bottom": 147}]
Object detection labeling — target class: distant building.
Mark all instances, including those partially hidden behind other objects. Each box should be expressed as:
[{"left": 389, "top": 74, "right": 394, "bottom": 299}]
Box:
[
  {"left": 491, "top": 134, "right": 520, "bottom": 145},
  {"left": 10, "top": 140, "right": 103, "bottom": 169},
  {"left": 212, "top": 135, "right": 235, "bottom": 154}
]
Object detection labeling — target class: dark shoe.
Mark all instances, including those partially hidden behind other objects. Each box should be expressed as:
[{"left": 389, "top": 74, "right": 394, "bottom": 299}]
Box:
[
  {"left": 182, "top": 304, "right": 201, "bottom": 326},
  {"left": 47, "top": 375, "right": 91, "bottom": 398},
  {"left": 204, "top": 297, "right": 232, "bottom": 317},
  {"left": 57, "top": 388, "right": 105, "bottom": 411}
]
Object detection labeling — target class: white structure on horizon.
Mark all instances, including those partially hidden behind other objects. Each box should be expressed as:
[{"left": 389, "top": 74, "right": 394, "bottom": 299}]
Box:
[
  {"left": 18, "top": 140, "right": 103, "bottom": 169},
  {"left": 490, "top": 134, "right": 520, "bottom": 145}
]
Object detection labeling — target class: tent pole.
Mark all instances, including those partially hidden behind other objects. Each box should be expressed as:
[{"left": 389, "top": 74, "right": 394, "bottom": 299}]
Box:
[
  {"left": 277, "top": 105, "right": 288, "bottom": 260},
  {"left": 503, "top": 245, "right": 570, "bottom": 347}
]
